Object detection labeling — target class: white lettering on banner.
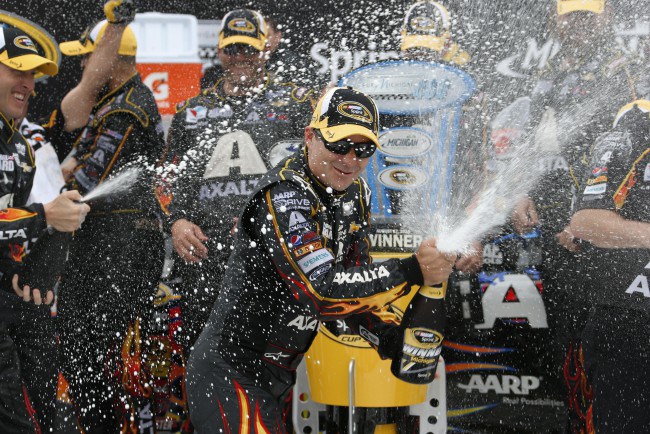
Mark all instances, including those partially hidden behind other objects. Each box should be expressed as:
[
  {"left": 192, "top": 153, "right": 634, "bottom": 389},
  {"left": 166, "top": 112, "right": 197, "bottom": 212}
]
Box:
[
  {"left": 333, "top": 266, "right": 390, "bottom": 284},
  {"left": 310, "top": 41, "right": 400, "bottom": 82},
  {"left": 0, "top": 229, "right": 27, "bottom": 240},
  {"left": 496, "top": 38, "right": 560, "bottom": 79},
  {"left": 457, "top": 375, "right": 540, "bottom": 395},
  {"left": 539, "top": 156, "right": 569, "bottom": 173},
  {"left": 273, "top": 191, "right": 296, "bottom": 201},
  {"left": 368, "top": 233, "right": 423, "bottom": 249},
  {"left": 475, "top": 274, "right": 548, "bottom": 329},
  {"left": 198, "top": 180, "right": 258, "bottom": 199},
  {"left": 287, "top": 315, "right": 318, "bottom": 331},
  {"left": 143, "top": 72, "right": 169, "bottom": 101},
  {"left": 298, "top": 249, "right": 334, "bottom": 274},
  {"left": 203, "top": 130, "right": 267, "bottom": 179},
  {"left": 625, "top": 275, "right": 650, "bottom": 298}
]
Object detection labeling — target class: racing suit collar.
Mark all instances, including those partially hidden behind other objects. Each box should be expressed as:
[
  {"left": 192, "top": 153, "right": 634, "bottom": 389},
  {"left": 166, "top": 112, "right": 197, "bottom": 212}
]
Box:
[
  {"left": 0, "top": 111, "right": 15, "bottom": 143},
  {"left": 95, "top": 72, "right": 141, "bottom": 109}
]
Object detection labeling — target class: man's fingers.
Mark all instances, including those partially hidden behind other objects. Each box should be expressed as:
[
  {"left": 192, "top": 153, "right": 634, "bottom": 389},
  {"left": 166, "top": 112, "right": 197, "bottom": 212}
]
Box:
[
  {"left": 12, "top": 275, "right": 23, "bottom": 297},
  {"left": 44, "top": 290, "right": 55, "bottom": 305},
  {"left": 22, "top": 285, "right": 31, "bottom": 302},
  {"left": 33, "top": 289, "right": 43, "bottom": 306}
]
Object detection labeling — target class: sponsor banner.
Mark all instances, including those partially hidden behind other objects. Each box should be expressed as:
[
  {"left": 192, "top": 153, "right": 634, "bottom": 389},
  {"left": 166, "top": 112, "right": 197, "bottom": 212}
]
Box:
[{"left": 137, "top": 63, "right": 202, "bottom": 116}]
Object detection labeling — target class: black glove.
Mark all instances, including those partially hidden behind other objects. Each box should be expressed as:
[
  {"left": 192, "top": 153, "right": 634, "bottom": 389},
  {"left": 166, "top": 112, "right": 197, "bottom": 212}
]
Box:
[
  {"left": 16, "top": 230, "right": 71, "bottom": 296},
  {"left": 104, "top": 0, "right": 136, "bottom": 25}
]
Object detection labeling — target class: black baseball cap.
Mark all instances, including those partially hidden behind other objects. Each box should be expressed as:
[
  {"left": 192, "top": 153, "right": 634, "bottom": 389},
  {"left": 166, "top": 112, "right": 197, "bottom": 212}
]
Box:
[
  {"left": 309, "top": 87, "right": 380, "bottom": 147},
  {"left": 218, "top": 9, "right": 267, "bottom": 51},
  {"left": 0, "top": 26, "right": 58, "bottom": 76}
]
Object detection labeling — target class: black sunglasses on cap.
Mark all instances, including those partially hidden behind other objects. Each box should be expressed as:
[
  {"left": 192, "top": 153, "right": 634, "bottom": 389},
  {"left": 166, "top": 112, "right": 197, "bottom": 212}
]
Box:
[
  {"left": 314, "top": 129, "right": 377, "bottom": 158},
  {"left": 223, "top": 43, "right": 261, "bottom": 56}
]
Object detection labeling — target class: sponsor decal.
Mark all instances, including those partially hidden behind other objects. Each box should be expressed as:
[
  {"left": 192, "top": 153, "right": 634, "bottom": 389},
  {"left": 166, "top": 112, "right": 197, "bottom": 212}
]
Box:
[
  {"left": 143, "top": 72, "right": 169, "bottom": 101},
  {"left": 483, "top": 244, "right": 504, "bottom": 265},
  {"left": 14, "top": 143, "right": 26, "bottom": 155},
  {"left": 587, "top": 175, "right": 608, "bottom": 185},
  {"left": 297, "top": 249, "right": 334, "bottom": 274},
  {"left": 287, "top": 315, "right": 318, "bottom": 331},
  {"left": 228, "top": 18, "right": 255, "bottom": 33},
  {"left": 273, "top": 191, "right": 296, "bottom": 201},
  {"left": 539, "top": 155, "right": 569, "bottom": 173},
  {"left": 263, "top": 352, "right": 290, "bottom": 361},
  {"left": 322, "top": 223, "right": 333, "bottom": 239},
  {"left": 185, "top": 106, "right": 207, "bottom": 123},
  {"left": 14, "top": 36, "right": 37, "bottom": 52},
  {"left": 289, "top": 231, "right": 318, "bottom": 247},
  {"left": 359, "top": 326, "right": 379, "bottom": 346},
  {"left": 244, "top": 111, "right": 262, "bottom": 123},
  {"left": 0, "top": 229, "right": 27, "bottom": 240},
  {"left": 309, "top": 263, "right": 332, "bottom": 281},
  {"left": 288, "top": 211, "right": 307, "bottom": 231},
  {"left": 208, "top": 105, "right": 233, "bottom": 118},
  {"left": 644, "top": 163, "right": 650, "bottom": 182},
  {"left": 598, "top": 151, "right": 613, "bottom": 165},
  {"left": 377, "top": 166, "right": 428, "bottom": 189},
  {"left": 337, "top": 101, "right": 373, "bottom": 124},
  {"left": 266, "top": 112, "right": 289, "bottom": 122},
  {"left": 341, "top": 200, "right": 354, "bottom": 216},
  {"left": 293, "top": 241, "right": 324, "bottom": 258},
  {"left": 583, "top": 183, "right": 607, "bottom": 195},
  {"left": 379, "top": 128, "right": 433, "bottom": 157},
  {"left": 274, "top": 197, "right": 311, "bottom": 211},
  {"left": 625, "top": 262, "right": 650, "bottom": 298},
  {"left": 0, "top": 154, "right": 14, "bottom": 171},
  {"left": 268, "top": 140, "right": 302, "bottom": 167},
  {"left": 592, "top": 166, "right": 608, "bottom": 176},
  {"left": 333, "top": 266, "right": 390, "bottom": 284},
  {"left": 457, "top": 374, "right": 541, "bottom": 395}
]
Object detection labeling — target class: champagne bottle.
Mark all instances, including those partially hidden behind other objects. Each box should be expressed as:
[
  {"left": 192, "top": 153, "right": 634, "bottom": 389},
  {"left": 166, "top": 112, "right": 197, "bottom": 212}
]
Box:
[{"left": 391, "top": 283, "right": 446, "bottom": 384}]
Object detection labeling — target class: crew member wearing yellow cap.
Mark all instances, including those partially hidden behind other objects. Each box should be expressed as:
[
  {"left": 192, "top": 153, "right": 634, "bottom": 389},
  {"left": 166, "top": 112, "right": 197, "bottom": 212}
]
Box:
[
  {"left": 158, "top": 8, "right": 315, "bottom": 359},
  {"left": 0, "top": 23, "right": 89, "bottom": 433},
  {"left": 41, "top": 1, "right": 166, "bottom": 431},
  {"left": 185, "top": 87, "right": 456, "bottom": 433}
]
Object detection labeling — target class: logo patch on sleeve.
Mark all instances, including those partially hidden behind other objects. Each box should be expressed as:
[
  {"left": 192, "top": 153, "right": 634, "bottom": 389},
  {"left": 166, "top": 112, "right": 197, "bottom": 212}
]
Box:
[{"left": 297, "top": 249, "right": 334, "bottom": 274}]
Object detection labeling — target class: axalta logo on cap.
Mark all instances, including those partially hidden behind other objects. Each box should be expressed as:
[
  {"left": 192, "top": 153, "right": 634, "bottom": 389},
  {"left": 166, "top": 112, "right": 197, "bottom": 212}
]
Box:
[
  {"left": 14, "top": 36, "right": 37, "bottom": 53},
  {"left": 337, "top": 102, "right": 373, "bottom": 124},
  {"left": 228, "top": 18, "right": 255, "bottom": 33}
]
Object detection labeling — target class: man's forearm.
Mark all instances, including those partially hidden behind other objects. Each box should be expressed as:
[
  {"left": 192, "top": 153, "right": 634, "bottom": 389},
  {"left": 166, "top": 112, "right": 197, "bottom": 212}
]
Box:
[
  {"left": 570, "top": 208, "right": 650, "bottom": 249},
  {"left": 61, "top": 24, "right": 126, "bottom": 131}
]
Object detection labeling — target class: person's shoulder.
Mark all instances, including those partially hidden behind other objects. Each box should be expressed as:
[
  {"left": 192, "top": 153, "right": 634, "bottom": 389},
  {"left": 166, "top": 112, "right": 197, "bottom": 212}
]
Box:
[
  {"left": 96, "top": 78, "right": 158, "bottom": 128},
  {"left": 614, "top": 99, "right": 650, "bottom": 131}
]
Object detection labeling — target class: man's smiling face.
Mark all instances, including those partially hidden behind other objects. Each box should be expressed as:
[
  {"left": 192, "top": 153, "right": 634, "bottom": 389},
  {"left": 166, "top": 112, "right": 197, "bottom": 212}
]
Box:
[{"left": 0, "top": 63, "right": 35, "bottom": 119}]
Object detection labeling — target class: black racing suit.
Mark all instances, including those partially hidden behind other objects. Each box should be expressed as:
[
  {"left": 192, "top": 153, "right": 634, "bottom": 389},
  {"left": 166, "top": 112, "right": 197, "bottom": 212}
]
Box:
[
  {"left": 48, "top": 74, "right": 166, "bottom": 432},
  {"left": 526, "top": 47, "right": 639, "bottom": 433},
  {"left": 159, "top": 74, "right": 314, "bottom": 352},
  {"left": 0, "top": 112, "right": 56, "bottom": 433},
  {"left": 186, "top": 149, "right": 424, "bottom": 433},
  {"left": 573, "top": 100, "right": 650, "bottom": 432}
]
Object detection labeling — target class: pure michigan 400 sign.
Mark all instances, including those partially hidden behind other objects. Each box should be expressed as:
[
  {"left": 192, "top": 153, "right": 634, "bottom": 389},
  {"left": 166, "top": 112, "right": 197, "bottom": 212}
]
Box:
[{"left": 340, "top": 61, "right": 475, "bottom": 255}]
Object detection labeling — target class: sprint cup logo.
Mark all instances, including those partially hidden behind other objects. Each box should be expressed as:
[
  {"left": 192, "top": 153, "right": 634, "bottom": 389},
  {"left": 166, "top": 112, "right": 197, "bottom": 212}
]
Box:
[
  {"left": 337, "top": 101, "right": 373, "bottom": 124},
  {"left": 379, "top": 128, "right": 433, "bottom": 157},
  {"left": 320, "top": 305, "right": 404, "bottom": 349},
  {"left": 14, "top": 36, "right": 38, "bottom": 52},
  {"left": 228, "top": 19, "right": 255, "bottom": 33},
  {"left": 378, "top": 166, "right": 428, "bottom": 189}
]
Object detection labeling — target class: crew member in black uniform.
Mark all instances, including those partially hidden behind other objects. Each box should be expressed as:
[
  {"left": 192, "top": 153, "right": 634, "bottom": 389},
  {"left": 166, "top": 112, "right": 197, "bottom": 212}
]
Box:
[
  {"left": 159, "top": 8, "right": 315, "bottom": 353},
  {"left": 186, "top": 87, "right": 456, "bottom": 433},
  {"left": 0, "top": 25, "right": 89, "bottom": 433},
  {"left": 568, "top": 98, "right": 650, "bottom": 432},
  {"left": 46, "top": 2, "right": 166, "bottom": 430},
  {"left": 523, "top": 2, "right": 641, "bottom": 431}
]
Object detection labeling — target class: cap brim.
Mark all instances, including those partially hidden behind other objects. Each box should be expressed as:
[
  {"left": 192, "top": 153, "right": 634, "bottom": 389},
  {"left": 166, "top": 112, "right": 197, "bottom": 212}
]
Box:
[
  {"left": 557, "top": 3, "right": 604, "bottom": 15},
  {"left": 401, "top": 35, "right": 445, "bottom": 52},
  {"left": 1, "top": 54, "right": 58, "bottom": 76},
  {"left": 59, "top": 40, "right": 93, "bottom": 56},
  {"left": 219, "top": 35, "right": 265, "bottom": 51},
  {"left": 321, "top": 124, "right": 380, "bottom": 148}
]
